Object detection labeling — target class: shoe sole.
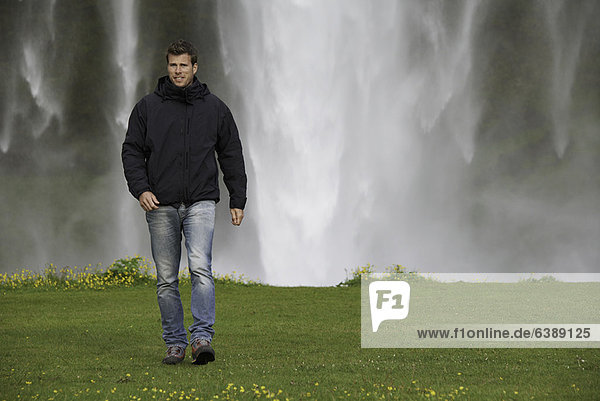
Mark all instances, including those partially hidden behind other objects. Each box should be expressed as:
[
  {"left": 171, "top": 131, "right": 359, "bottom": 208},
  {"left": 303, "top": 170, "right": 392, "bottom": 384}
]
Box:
[
  {"left": 192, "top": 350, "right": 215, "bottom": 365},
  {"left": 162, "top": 357, "right": 185, "bottom": 365}
]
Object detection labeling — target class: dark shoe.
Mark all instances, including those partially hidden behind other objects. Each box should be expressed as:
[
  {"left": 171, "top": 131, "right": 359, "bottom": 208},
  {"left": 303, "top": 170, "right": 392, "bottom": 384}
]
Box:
[
  {"left": 191, "top": 338, "right": 215, "bottom": 365},
  {"left": 162, "top": 345, "right": 186, "bottom": 365}
]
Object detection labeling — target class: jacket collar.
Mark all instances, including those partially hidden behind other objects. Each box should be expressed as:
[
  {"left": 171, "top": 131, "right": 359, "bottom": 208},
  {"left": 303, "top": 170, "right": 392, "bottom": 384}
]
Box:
[{"left": 155, "top": 76, "right": 210, "bottom": 104}]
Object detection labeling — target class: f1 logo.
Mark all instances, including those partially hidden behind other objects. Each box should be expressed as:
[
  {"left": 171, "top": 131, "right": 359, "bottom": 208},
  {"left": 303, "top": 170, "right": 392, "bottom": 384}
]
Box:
[{"left": 369, "top": 281, "right": 411, "bottom": 332}]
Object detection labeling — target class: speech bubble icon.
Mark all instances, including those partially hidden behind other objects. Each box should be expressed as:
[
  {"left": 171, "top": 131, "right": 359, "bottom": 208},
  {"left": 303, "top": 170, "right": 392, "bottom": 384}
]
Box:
[{"left": 369, "top": 280, "right": 410, "bottom": 332}]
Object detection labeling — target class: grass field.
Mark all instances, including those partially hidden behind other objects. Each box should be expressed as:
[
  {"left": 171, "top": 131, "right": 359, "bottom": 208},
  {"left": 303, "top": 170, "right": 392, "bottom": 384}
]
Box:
[{"left": 1, "top": 281, "right": 599, "bottom": 400}]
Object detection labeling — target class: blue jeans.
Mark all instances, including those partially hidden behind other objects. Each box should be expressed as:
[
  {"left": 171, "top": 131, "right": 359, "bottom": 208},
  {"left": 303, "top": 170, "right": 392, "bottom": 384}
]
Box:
[{"left": 145, "top": 200, "right": 216, "bottom": 347}]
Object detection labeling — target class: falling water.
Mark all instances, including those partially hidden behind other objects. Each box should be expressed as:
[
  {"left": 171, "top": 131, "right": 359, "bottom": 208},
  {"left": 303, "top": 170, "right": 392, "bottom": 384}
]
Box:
[
  {"left": 217, "top": 0, "right": 600, "bottom": 284},
  {"left": 0, "top": 0, "right": 150, "bottom": 272},
  {"left": 110, "top": 0, "right": 141, "bottom": 130},
  {"left": 1, "top": 0, "right": 61, "bottom": 154},
  {"left": 105, "top": 0, "right": 147, "bottom": 258},
  {"left": 0, "top": 1, "right": 598, "bottom": 285},
  {"left": 216, "top": 1, "right": 483, "bottom": 284},
  {"left": 543, "top": 0, "right": 595, "bottom": 157}
]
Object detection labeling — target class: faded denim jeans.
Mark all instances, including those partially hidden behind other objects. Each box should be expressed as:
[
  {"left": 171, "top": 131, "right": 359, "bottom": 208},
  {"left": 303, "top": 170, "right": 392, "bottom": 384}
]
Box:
[{"left": 145, "top": 200, "right": 216, "bottom": 347}]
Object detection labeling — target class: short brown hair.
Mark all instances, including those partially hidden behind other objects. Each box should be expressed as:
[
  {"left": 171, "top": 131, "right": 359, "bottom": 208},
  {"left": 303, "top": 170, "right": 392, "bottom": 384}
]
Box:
[{"left": 166, "top": 39, "right": 198, "bottom": 65}]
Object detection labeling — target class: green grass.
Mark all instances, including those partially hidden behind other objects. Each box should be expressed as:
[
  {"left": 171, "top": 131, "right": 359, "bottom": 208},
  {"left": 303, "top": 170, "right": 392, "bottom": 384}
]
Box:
[{"left": 1, "top": 283, "right": 599, "bottom": 400}]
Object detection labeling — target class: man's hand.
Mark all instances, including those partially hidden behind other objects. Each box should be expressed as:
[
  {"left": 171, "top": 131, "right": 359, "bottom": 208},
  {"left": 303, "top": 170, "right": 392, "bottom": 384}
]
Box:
[
  {"left": 139, "top": 191, "right": 160, "bottom": 211},
  {"left": 230, "top": 208, "right": 244, "bottom": 226}
]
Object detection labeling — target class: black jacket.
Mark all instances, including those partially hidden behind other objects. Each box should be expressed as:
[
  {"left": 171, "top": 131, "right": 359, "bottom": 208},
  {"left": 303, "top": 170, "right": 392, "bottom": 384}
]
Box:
[{"left": 122, "top": 76, "right": 247, "bottom": 209}]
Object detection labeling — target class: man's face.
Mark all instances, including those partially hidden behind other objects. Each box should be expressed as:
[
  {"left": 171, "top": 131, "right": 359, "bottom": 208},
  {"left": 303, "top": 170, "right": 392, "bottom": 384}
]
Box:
[{"left": 167, "top": 53, "right": 198, "bottom": 88}]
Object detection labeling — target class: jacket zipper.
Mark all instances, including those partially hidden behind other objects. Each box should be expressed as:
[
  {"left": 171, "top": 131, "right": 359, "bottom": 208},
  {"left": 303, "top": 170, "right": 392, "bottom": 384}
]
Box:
[{"left": 184, "top": 104, "right": 191, "bottom": 205}]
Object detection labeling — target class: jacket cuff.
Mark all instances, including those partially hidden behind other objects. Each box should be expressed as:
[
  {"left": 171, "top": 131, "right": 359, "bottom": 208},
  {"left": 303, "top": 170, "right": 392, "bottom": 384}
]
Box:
[
  {"left": 133, "top": 187, "right": 151, "bottom": 200},
  {"left": 229, "top": 198, "right": 246, "bottom": 210}
]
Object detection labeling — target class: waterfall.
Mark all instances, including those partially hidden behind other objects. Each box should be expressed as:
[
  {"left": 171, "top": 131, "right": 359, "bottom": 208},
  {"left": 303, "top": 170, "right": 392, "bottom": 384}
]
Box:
[
  {"left": 111, "top": 0, "right": 141, "bottom": 130},
  {"left": 217, "top": 1, "right": 485, "bottom": 284},
  {"left": 105, "top": 0, "right": 147, "bottom": 258},
  {"left": 543, "top": 0, "right": 595, "bottom": 157},
  {"left": 217, "top": 1, "right": 600, "bottom": 285},
  {"left": 0, "top": 0, "right": 150, "bottom": 273},
  {"left": 1, "top": 0, "right": 61, "bottom": 153},
  {"left": 0, "top": 1, "right": 598, "bottom": 285}
]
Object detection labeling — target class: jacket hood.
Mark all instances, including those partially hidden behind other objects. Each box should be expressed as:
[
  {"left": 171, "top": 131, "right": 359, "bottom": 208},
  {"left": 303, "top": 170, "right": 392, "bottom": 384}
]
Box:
[{"left": 154, "top": 75, "right": 211, "bottom": 104}]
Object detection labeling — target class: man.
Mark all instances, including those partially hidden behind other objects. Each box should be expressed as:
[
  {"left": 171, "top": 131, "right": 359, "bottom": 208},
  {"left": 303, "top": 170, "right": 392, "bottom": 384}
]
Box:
[{"left": 122, "top": 39, "right": 247, "bottom": 365}]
